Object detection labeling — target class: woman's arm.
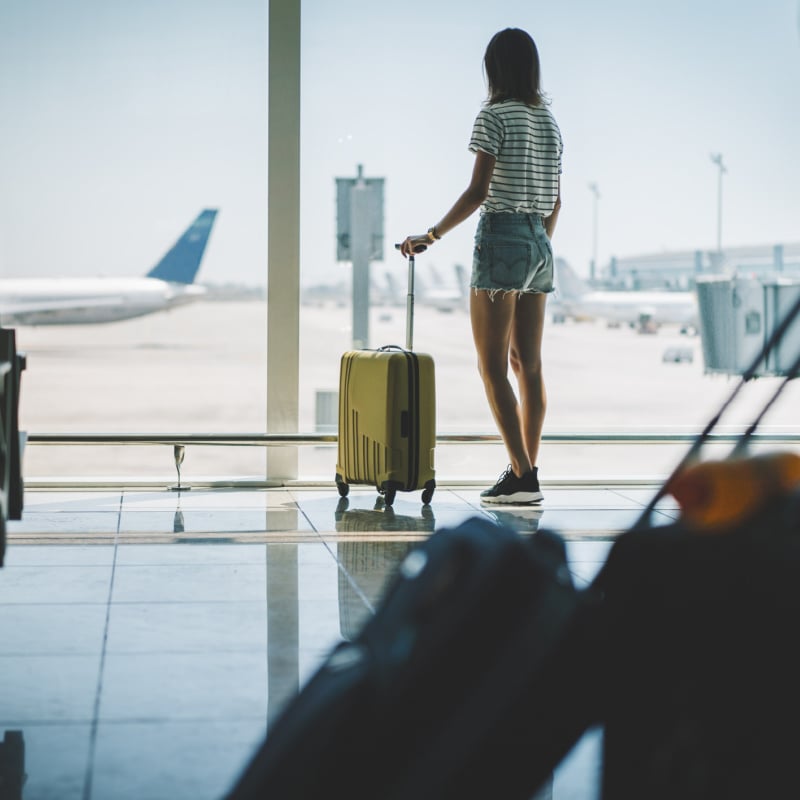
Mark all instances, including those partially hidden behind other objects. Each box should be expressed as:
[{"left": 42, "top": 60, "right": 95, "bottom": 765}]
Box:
[
  {"left": 544, "top": 179, "right": 561, "bottom": 239},
  {"left": 399, "top": 150, "right": 496, "bottom": 256}
]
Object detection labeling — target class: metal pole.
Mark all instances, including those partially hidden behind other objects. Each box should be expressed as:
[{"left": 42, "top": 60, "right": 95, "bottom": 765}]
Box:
[
  {"left": 351, "top": 164, "right": 371, "bottom": 349},
  {"left": 710, "top": 153, "right": 726, "bottom": 254},
  {"left": 406, "top": 254, "right": 415, "bottom": 351},
  {"left": 588, "top": 182, "right": 600, "bottom": 282}
]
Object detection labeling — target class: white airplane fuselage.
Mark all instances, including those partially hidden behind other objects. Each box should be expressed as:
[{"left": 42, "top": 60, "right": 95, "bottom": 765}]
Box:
[
  {"left": 551, "top": 258, "right": 698, "bottom": 330},
  {"left": 562, "top": 290, "right": 698, "bottom": 327},
  {"left": 0, "top": 208, "right": 217, "bottom": 326},
  {"left": 0, "top": 277, "right": 207, "bottom": 326}
]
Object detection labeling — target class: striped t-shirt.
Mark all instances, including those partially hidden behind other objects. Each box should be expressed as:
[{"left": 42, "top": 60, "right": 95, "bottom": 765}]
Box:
[{"left": 468, "top": 100, "right": 563, "bottom": 216}]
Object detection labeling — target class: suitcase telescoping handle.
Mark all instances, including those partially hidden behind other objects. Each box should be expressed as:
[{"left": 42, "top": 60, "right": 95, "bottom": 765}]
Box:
[{"left": 395, "top": 242, "right": 427, "bottom": 351}]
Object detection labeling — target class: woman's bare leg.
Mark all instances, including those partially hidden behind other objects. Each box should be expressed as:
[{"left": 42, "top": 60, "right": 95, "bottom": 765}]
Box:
[
  {"left": 509, "top": 292, "right": 548, "bottom": 467},
  {"left": 469, "top": 290, "right": 532, "bottom": 478}
]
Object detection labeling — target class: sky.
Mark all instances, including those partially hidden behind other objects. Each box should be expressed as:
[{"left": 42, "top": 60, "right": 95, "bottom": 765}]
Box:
[{"left": 1, "top": 0, "right": 799, "bottom": 287}]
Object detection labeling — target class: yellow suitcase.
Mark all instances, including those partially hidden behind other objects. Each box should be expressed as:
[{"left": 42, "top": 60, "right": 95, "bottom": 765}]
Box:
[{"left": 335, "top": 253, "right": 436, "bottom": 506}]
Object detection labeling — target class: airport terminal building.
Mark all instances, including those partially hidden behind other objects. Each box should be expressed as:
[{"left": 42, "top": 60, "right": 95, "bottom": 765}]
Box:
[{"left": 601, "top": 241, "right": 800, "bottom": 290}]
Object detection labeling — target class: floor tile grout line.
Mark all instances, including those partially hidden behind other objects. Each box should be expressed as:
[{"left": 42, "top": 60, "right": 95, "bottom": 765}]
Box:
[
  {"left": 287, "top": 489, "right": 320, "bottom": 535},
  {"left": 81, "top": 491, "right": 123, "bottom": 800}
]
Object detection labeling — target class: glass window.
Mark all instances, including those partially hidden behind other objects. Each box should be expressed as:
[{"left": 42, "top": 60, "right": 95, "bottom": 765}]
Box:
[
  {"left": 299, "top": 0, "right": 800, "bottom": 482},
  {"left": 1, "top": 1, "right": 269, "bottom": 480},
  {"left": 3, "top": 1, "right": 798, "bottom": 484}
]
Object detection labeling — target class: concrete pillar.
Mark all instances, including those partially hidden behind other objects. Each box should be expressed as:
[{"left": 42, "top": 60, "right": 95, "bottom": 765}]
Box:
[{"left": 266, "top": 0, "right": 301, "bottom": 480}]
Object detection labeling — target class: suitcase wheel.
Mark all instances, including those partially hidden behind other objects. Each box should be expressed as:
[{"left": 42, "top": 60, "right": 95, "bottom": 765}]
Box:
[
  {"left": 335, "top": 474, "right": 349, "bottom": 498},
  {"left": 380, "top": 481, "right": 435, "bottom": 507}
]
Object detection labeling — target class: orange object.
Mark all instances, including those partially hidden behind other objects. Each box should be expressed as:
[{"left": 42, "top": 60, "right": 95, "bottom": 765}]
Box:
[{"left": 666, "top": 452, "right": 800, "bottom": 532}]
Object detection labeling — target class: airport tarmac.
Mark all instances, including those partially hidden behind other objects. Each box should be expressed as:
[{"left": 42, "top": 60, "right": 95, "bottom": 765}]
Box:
[{"left": 12, "top": 298, "right": 800, "bottom": 484}]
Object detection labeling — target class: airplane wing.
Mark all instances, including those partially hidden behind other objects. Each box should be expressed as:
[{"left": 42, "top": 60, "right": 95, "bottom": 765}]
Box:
[
  {"left": 0, "top": 296, "right": 130, "bottom": 325},
  {"left": 2, "top": 296, "right": 127, "bottom": 315}
]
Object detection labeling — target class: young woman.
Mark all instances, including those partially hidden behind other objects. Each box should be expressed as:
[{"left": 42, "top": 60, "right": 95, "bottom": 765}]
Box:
[{"left": 399, "top": 27, "right": 562, "bottom": 504}]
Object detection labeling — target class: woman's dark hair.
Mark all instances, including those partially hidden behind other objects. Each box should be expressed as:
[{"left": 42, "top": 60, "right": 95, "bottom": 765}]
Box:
[{"left": 484, "top": 28, "right": 546, "bottom": 106}]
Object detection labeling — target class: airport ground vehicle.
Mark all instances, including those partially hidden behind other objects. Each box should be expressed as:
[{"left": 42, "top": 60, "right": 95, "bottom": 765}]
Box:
[{"left": 662, "top": 346, "right": 694, "bottom": 363}]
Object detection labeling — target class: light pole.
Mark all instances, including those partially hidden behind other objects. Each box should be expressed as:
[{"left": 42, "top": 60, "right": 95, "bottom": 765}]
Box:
[
  {"left": 710, "top": 153, "right": 726, "bottom": 255},
  {"left": 588, "top": 182, "right": 600, "bottom": 282}
]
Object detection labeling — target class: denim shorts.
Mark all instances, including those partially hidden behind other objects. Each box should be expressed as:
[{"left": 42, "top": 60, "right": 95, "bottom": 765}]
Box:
[{"left": 470, "top": 212, "right": 554, "bottom": 296}]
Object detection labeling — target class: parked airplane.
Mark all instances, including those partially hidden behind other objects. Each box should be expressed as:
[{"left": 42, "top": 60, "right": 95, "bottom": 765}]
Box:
[
  {"left": 551, "top": 258, "right": 698, "bottom": 333},
  {"left": 0, "top": 209, "right": 218, "bottom": 326},
  {"left": 385, "top": 263, "right": 468, "bottom": 313}
]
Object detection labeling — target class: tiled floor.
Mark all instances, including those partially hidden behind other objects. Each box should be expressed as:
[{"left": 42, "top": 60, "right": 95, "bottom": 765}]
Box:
[{"left": 0, "top": 483, "right": 679, "bottom": 800}]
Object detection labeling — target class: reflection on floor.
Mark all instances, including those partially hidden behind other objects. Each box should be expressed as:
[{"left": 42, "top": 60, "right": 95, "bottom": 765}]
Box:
[{"left": 1, "top": 484, "right": 679, "bottom": 800}]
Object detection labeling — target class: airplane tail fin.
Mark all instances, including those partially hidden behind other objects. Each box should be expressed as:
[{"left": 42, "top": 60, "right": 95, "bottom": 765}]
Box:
[
  {"left": 147, "top": 209, "right": 218, "bottom": 284},
  {"left": 454, "top": 263, "right": 469, "bottom": 299},
  {"left": 385, "top": 272, "right": 401, "bottom": 305},
  {"left": 553, "top": 258, "right": 588, "bottom": 300}
]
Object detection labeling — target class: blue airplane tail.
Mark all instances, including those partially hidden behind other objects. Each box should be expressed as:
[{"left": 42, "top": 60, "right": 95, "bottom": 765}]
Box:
[{"left": 147, "top": 209, "right": 218, "bottom": 284}]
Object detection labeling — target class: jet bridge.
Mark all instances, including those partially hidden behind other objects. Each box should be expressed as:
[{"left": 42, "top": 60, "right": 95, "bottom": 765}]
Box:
[{"left": 696, "top": 275, "right": 800, "bottom": 376}]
